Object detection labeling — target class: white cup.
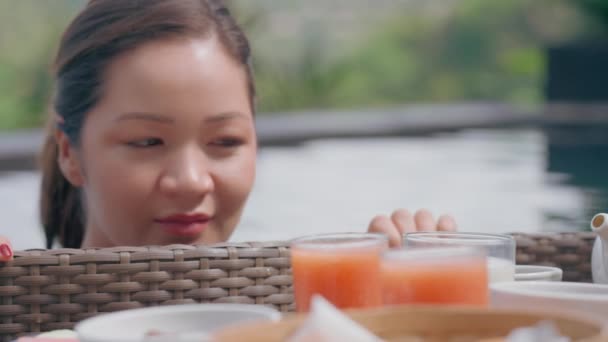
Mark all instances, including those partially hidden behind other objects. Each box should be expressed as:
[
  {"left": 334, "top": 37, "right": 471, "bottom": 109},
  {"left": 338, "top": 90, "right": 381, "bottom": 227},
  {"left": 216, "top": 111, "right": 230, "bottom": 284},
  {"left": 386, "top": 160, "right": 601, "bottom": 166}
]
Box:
[
  {"left": 515, "top": 265, "right": 563, "bottom": 282},
  {"left": 75, "top": 304, "right": 282, "bottom": 342}
]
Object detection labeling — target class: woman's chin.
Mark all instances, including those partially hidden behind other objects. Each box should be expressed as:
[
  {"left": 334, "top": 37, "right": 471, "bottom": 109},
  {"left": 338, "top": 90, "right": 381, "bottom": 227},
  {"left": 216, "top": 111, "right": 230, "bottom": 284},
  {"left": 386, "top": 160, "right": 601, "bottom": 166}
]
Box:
[{"left": 161, "top": 231, "right": 222, "bottom": 246}]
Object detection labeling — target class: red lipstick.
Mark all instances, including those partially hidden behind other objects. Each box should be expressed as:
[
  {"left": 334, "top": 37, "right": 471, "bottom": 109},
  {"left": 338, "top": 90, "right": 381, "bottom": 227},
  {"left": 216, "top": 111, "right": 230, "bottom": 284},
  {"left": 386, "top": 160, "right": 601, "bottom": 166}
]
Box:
[{"left": 155, "top": 213, "right": 210, "bottom": 237}]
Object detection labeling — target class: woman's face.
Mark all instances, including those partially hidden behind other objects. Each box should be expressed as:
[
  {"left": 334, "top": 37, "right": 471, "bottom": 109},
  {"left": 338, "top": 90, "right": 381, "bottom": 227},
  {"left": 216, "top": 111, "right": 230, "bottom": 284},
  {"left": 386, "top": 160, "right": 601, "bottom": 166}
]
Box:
[{"left": 69, "top": 37, "right": 256, "bottom": 247}]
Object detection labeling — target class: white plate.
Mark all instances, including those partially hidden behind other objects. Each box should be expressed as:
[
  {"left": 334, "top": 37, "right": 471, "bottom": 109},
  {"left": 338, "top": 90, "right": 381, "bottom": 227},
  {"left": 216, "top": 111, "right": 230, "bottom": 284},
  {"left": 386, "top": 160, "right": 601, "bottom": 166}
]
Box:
[
  {"left": 514, "top": 265, "right": 562, "bottom": 282},
  {"left": 491, "top": 281, "right": 608, "bottom": 321},
  {"left": 75, "top": 303, "right": 282, "bottom": 342}
]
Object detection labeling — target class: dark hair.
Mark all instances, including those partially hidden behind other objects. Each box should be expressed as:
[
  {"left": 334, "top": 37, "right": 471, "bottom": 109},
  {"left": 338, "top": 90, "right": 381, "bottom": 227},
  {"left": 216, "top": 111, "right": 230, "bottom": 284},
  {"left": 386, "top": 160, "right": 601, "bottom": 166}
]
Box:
[{"left": 40, "top": 0, "right": 255, "bottom": 249}]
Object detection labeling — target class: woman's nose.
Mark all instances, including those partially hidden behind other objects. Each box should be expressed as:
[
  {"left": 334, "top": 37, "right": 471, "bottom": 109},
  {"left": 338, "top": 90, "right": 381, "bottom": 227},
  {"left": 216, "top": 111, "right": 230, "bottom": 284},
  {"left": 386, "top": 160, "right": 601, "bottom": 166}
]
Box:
[{"left": 159, "top": 148, "right": 214, "bottom": 197}]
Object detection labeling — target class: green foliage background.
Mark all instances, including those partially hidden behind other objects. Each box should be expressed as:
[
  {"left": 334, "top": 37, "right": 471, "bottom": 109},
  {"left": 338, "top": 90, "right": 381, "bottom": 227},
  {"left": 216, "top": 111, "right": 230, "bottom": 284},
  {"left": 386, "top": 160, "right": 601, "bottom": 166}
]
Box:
[{"left": 0, "top": 0, "right": 600, "bottom": 130}]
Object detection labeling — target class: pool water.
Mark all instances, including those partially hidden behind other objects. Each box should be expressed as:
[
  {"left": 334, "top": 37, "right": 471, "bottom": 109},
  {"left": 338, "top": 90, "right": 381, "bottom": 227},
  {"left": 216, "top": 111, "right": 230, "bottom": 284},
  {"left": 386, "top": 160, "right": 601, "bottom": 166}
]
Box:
[{"left": 1, "top": 128, "right": 604, "bottom": 250}]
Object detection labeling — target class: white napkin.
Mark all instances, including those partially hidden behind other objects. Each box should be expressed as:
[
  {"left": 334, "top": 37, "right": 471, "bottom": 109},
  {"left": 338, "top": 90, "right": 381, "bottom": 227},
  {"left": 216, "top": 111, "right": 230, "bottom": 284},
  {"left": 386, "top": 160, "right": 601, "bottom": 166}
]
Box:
[
  {"left": 37, "top": 330, "right": 78, "bottom": 339},
  {"left": 287, "top": 295, "right": 382, "bottom": 342},
  {"left": 142, "top": 332, "right": 212, "bottom": 342},
  {"left": 505, "top": 321, "right": 570, "bottom": 342},
  {"left": 141, "top": 331, "right": 211, "bottom": 342}
]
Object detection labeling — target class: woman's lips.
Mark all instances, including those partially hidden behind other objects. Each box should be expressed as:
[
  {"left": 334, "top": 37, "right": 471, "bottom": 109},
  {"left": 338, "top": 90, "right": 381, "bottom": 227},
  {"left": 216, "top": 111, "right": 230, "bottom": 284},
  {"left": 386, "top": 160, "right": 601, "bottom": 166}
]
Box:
[{"left": 155, "top": 213, "right": 211, "bottom": 237}]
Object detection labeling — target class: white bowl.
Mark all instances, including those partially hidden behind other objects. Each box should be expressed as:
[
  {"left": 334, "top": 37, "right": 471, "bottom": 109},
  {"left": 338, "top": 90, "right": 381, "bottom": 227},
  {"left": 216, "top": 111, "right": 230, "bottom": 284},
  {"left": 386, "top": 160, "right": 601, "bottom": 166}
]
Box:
[
  {"left": 514, "top": 265, "right": 563, "bottom": 282},
  {"left": 75, "top": 304, "right": 282, "bottom": 342},
  {"left": 491, "top": 281, "right": 608, "bottom": 322}
]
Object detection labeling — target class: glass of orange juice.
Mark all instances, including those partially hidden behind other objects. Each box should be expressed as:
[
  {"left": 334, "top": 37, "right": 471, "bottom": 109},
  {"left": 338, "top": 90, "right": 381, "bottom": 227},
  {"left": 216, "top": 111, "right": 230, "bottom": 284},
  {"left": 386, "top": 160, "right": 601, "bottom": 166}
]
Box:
[
  {"left": 290, "top": 233, "right": 388, "bottom": 312},
  {"left": 404, "top": 232, "right": 515, "bottom": 283},
  {"left": 381, "top": 247, "right": 489, "bottom": 306}
]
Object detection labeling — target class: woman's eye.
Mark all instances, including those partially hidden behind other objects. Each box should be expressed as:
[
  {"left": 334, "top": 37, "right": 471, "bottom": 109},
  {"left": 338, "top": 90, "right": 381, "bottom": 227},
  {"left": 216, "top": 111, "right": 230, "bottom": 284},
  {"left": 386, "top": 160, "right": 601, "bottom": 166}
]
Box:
[
  {"left": 211, "top": 138, "right": 244, "bottom": 147},
  {"left": 127, "top": 138, "right": 164, "bottom": 148}
]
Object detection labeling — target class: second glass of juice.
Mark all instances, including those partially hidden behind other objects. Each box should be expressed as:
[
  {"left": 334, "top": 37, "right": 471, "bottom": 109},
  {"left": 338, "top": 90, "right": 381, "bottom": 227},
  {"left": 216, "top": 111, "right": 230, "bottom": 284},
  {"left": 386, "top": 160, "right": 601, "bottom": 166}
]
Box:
[
  {"left": 382, "top": 246, "right": 489, "bottom": 306},
  {"left": 291, "top": 233, "right": 388, "bottom": 312},
  {"left": 404, "top": 232, "right": 516, "bottom": 283}
]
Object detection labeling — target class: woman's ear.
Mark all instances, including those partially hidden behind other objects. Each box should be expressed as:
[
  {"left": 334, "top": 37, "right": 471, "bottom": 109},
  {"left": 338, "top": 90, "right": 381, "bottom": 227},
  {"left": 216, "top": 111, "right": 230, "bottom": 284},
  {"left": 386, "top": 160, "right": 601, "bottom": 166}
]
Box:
[{"left": 55, "top": 129, "right": 85, "bottom": 187}]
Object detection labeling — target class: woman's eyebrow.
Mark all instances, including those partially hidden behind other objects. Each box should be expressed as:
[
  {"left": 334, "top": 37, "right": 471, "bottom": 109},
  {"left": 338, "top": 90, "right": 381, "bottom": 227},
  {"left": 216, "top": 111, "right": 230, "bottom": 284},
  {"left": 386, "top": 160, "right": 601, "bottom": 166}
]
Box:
[
  {"left": 204, "top": 111, "right": 249, "bottom": 124},
  {"left": 114, "top": 112, "right": 175, "bottom": 124}
]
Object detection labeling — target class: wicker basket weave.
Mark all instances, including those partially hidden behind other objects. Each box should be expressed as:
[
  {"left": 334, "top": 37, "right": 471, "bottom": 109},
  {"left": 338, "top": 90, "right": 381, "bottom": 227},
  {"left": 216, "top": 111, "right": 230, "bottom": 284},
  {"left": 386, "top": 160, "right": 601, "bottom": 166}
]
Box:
[
  {"left": 0, "top": 232, "right": 597, "bottom": 341},
  {"left": 512, "top": 232, "right": 596, "bottom": 283}
]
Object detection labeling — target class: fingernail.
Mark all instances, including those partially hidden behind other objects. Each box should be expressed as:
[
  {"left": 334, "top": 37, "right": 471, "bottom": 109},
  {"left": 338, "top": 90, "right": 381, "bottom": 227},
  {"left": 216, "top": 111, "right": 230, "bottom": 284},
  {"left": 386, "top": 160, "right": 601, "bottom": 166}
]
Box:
[{"left": 0, "top": 244, "right": 12, "bottom": 258}]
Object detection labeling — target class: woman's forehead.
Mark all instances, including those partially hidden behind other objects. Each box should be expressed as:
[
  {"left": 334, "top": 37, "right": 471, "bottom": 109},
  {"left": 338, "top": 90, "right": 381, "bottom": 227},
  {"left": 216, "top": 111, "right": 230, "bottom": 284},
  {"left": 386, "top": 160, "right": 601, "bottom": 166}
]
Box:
[
  {"left": 104, "top": 37, "right": 239, "bottom": 86},
  {"left": 93, "top": 37, "right": 251, "bottom": 120}
]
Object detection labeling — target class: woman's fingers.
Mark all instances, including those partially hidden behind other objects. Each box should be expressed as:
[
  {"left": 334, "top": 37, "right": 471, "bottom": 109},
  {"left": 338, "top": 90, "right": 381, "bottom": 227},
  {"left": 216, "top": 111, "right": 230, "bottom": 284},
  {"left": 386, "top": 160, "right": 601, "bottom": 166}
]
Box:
[
  {"left": 368, "top": 215, "right": 401, "bottom": 248},
  {"left": 368, "top": 209, "right": 458, "bottom": 249},
  {"left": 437, "top": 214, "right": 457, "bottom": 231},
  {"left": 390, "top": 209, "right": 416, "bottom": 234},
  {"left": 414, "top": 209, "right": 436, "bottom": 231},
  {"left": 0, "top": 236, "right": 13, "bottom": 262}
]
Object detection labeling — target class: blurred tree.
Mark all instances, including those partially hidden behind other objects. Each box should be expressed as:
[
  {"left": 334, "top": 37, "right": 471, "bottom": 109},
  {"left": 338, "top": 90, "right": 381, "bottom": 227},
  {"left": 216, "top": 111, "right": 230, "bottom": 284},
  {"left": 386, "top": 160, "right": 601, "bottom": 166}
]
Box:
[
  {"left": 0, "top": 0, "right": 259, "bottom": 130},
  {"left": 256, "top": 0, "right": 553, "bottom": 111},
  {"left": 544, "top": 0, "right": 608, "bottom": 102},
  {"left": 0, "top": 0, "right": 83, "bottom": 130},
  {"left": 0, "top": 0, "right": 596, "bottom": 129},
  {"left": 578, "top": 0, "right": 608, "bottom": 34}
]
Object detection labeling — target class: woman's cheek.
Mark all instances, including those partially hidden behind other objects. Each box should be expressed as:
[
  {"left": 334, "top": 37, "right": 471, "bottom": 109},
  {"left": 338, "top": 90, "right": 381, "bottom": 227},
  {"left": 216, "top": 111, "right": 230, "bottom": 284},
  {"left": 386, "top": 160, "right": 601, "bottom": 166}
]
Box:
[
  {"left": 219, "top": 151, "right": 257, "bottom": 201},
  {"left": 89, "top": 158, "right": 157, "bottom": 210}
]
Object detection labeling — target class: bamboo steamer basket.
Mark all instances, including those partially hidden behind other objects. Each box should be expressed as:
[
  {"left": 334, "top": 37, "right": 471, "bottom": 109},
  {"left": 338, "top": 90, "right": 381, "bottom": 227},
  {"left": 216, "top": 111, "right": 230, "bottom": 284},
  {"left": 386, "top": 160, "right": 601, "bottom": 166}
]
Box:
[{"left": 213, "top": 305, "right": 607, "bottom": 341}]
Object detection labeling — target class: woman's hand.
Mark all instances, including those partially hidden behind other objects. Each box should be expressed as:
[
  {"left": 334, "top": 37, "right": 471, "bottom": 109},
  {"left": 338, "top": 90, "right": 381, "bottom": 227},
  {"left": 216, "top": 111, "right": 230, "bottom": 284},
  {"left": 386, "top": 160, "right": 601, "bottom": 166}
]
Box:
[
  {"left": 367, "top": 209, "right": 457, "bottom": 248},
  {"left": 0, "top": 236, "right": 13, "bottom": 262}
]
